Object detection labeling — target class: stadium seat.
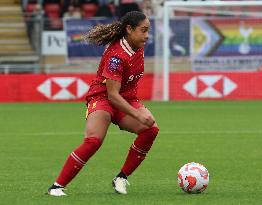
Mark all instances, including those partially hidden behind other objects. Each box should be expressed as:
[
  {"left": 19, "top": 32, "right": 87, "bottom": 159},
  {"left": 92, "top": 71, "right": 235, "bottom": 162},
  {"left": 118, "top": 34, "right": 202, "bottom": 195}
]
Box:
[
  {"left": 26, "top": 3, "right": 37, "bottom": 13},
  {"left": 81, "top": 3, "right": 98, "bottom": 18},
  {"left": 44, "top": 3, "right": 62, "bottom": 30},
  {"left": 47, "top": 12, "right": 60, "bottom": 18},
  {"left": 44, "top": 3, "right": 60, "bottom": 16}
]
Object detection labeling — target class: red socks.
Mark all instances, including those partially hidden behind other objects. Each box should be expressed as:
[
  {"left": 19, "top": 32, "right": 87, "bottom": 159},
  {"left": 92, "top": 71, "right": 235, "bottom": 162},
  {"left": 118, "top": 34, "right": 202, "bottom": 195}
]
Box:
[
  {"left": 55, "top": 127, "right": 159, "bottom": 187},
  {"left": 56, "top": 137, "right": 102, "bottom": 187},
  {"left": 121, "top": 126, "right": 159, "bottom": 176}
]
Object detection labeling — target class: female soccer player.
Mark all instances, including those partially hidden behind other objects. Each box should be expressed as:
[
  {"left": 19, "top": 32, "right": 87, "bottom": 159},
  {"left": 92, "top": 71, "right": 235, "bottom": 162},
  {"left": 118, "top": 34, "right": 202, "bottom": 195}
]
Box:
[{"left": 48, "top": 11, "right": 159, "bottom": 196}]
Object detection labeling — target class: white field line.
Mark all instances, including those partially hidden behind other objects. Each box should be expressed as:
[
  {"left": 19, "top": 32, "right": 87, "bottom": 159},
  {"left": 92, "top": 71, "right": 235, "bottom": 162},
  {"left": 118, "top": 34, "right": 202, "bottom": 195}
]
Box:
[{"left": 1, "top": 130, "right": 262, "bottom": 136}]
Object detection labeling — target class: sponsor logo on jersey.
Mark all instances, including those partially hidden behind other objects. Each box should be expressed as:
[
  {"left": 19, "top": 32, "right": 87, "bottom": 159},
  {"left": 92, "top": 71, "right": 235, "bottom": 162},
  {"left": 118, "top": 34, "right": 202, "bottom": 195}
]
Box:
[
  {"left": 109, "top": 56, "right": 121, "bottom": 72},
  {"left": 127, "top": 72, "right": 144, "bottom": 83}
]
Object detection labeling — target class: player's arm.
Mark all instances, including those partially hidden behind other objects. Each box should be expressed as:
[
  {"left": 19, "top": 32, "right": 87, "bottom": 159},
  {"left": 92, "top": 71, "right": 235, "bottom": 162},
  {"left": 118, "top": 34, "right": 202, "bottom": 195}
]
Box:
[{"left": 106, "top": 79, "right": 154, "bottom": 127}]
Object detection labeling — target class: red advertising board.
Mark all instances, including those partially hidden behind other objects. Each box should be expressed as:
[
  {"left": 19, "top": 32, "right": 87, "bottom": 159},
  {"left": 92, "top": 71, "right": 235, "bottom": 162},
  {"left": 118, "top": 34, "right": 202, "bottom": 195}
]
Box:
[
  {"left": 0, "top": 74, "right": 153, "bottom": 102},
  {"left": 170, "top": 72, "right": 262, "bottom": 100},
  {"left": 0, "top": 74, "right": 95, "bottom": 102},
  {"left": 0, "top": 72, "right": 262, "bottom": 102}
]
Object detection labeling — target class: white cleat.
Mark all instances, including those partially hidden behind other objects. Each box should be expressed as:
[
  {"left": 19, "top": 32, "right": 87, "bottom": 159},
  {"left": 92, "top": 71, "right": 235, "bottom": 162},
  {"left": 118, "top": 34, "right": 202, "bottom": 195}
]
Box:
[
  {"left": 47, "top": 185, "right": 67, "bottom": 196},
  {"left": 112, "top": 177, "right": 130, "bottom": 194}
]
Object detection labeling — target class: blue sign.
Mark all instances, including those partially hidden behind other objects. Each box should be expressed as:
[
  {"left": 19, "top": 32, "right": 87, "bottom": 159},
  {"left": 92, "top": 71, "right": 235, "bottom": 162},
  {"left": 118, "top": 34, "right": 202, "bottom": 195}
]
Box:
[{"left": 64, "top": 18, "right": 189, "bottom": 59}]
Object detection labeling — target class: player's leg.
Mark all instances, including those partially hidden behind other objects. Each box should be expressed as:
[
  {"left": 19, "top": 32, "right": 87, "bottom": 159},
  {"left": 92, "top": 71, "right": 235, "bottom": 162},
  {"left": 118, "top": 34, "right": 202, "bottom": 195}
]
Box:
[
  {"left": 48, "top": 110, "right": 111, "bottom": 196},
  {"left": 118, "top": 107, "right": 159, "bottom": 176},
  {"left": 112, "top": 106, "right": 159, "bottom": 194}
]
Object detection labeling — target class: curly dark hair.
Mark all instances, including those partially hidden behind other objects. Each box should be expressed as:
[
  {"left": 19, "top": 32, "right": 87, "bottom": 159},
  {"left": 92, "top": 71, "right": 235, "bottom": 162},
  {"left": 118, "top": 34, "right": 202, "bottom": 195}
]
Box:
[{"left": 83, "top": 11, "right": 147, "bottom": 46}]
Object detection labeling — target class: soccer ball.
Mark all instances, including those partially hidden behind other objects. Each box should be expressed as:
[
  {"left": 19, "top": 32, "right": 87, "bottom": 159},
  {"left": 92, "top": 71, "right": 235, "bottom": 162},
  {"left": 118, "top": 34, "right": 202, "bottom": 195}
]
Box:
[{"left": 177, "top": 162, "right": 209, "bottom": 193}]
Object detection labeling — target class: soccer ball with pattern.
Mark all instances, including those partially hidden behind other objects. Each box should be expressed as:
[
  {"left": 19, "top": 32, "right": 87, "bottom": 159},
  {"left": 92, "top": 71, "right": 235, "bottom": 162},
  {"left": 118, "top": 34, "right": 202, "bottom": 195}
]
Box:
[{"left": 177, "top": 162, "right": 209, "bottom": 193}]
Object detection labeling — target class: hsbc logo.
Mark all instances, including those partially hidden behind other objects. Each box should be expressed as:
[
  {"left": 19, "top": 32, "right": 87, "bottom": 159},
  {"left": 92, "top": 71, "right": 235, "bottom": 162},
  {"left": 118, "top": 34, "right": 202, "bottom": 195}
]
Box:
[
  {"left": 37, "top": 77, "right": 90, "bottom": 100},
  {"left": 183, "top": 75, "right": 237, "bottom": 98}
]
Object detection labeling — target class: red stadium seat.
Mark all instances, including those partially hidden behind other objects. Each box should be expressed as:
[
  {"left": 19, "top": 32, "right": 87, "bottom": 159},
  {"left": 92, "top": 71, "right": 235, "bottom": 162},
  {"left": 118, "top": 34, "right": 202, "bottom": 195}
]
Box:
[
  {"left": 26, "top": 3, "right": 37, "bottom": 13},
  {"left": 81, "top": 3, "right": 98, "bottom": 18},
  {"left": 44, "top": 3, "right": 61, "bottom": 18},
  {"left": 47, "top": 12, "right": 60, "bottom": 18},
  {"left": 44, "top": 3, "right": 61, "bottom": 15},
  {"left": 44, "top": 3, "right": 62, "bottom": 29}
]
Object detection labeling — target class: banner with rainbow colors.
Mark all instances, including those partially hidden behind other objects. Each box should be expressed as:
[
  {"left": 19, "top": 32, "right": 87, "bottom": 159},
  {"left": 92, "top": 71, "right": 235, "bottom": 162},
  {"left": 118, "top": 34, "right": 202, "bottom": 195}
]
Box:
[{"left": 192, "top": 18, "right": 262, "bottom": 71}]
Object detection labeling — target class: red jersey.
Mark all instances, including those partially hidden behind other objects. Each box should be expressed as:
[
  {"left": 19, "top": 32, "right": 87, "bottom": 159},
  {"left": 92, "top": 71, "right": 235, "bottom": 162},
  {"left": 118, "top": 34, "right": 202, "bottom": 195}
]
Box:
[{"left": 86, "top": 37, "right": 144, "bottom": 102}]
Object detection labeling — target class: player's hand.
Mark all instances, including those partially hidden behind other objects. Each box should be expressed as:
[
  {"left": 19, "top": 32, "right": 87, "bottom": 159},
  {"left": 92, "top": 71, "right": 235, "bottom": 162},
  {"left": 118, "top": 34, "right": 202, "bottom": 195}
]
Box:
[{"left": 136, "top": 112, "right": 155, "bottom": 127}]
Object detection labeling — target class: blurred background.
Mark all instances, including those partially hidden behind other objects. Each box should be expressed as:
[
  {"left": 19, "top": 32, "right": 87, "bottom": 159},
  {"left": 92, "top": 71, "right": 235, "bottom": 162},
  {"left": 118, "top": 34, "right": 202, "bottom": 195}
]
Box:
[
  {"left": 0, "top": 0, "right": 262, "bottom": 102},
  {"left": 1, "top": 2, "right": 262, "bottom": 203}
]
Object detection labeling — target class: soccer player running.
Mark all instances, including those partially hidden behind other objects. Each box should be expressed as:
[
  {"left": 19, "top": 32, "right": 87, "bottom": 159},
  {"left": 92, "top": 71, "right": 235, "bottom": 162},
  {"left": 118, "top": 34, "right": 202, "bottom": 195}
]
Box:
[{"left": 48, "top": 11, "right": 159, "bottom": 196}]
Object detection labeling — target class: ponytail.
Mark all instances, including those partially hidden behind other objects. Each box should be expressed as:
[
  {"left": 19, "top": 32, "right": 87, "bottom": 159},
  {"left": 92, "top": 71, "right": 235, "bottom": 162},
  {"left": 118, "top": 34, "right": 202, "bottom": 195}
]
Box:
[
  {"left": 83, "top": 21, "right": 124, "bottom": 46},
  {"left": 84, "top": 11, "right": 147, "bottom": 46}
]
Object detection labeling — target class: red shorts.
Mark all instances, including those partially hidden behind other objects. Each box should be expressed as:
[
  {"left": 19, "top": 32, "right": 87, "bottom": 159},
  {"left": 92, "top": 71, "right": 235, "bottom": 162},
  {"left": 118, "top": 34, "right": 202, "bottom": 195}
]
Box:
[{"left": 86, "top": 98, "right": 144, "bottom": 124}]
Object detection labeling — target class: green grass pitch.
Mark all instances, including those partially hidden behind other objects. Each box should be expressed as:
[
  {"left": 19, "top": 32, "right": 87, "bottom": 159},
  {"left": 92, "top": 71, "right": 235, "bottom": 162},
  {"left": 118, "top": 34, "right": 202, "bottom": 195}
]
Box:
[{"left": 0, "top": 101, "right": 262, "bottom": 205}]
